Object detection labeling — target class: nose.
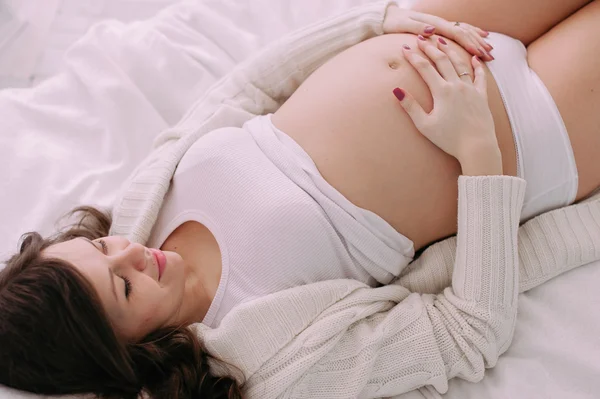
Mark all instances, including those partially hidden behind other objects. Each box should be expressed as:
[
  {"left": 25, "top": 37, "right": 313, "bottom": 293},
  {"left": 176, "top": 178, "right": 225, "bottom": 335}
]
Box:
[{"left": 112, "top": 241, "right": 149, "bottom": 273}]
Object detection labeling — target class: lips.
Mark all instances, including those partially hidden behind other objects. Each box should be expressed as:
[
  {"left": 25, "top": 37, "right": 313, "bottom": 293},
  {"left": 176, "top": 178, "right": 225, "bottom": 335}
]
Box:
[{"left": 150, "top": 248, "right": 167, "bottom": 281}]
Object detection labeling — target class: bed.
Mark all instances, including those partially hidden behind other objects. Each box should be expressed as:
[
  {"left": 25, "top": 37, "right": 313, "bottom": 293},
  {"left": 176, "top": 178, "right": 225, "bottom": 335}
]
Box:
[{"left": 1, "top": 0, "right": 599, "bottom": 398}]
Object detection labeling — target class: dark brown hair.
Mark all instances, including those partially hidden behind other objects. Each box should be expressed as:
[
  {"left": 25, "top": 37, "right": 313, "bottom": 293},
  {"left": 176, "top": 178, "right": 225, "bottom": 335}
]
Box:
[{"left": 0, "top": 206, "right": 243, "bottom": 399}]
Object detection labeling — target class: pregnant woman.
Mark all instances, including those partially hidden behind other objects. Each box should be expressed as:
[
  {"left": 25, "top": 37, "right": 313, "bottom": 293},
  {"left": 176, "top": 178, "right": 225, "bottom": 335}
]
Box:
[
  {"left": 1, "top": 0, "right": 599, "bottom": 398},
  {"left": 274, "top": 0, "right": 599, "bottom": 251}
]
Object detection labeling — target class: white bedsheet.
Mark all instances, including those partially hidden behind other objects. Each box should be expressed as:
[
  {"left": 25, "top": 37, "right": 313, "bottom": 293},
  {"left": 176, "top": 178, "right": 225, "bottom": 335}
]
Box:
[{"left": 1, "top": 0, "right": 599, "bottom": 398}]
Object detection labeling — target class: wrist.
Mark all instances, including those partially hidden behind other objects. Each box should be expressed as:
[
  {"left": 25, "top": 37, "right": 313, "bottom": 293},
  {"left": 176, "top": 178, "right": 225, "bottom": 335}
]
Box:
[
  {"left": 459, "top": 144, "right": 503, "bottom": 176},
  {"left": 383, "top": 3, "right": 400, "bottom": 33},
  {"left": 385, "top": 1, "right": 400, "bottom": 11}
]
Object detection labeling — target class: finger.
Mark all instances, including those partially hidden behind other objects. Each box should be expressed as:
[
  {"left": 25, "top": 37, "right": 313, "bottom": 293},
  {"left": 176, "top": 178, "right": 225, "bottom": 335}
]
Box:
[
  {"left": 459, "top": 25, "right": 494, "bottom": 60},
  {"left": 408, "top": 11, "right": 461, "bottom": 41},
  {"left": 475, "top": 27, "right": 490, "bottom": 37},
  {"left": 478, "top": 45, "right": 494, "bottom": 62},
  {"left": 476, "top": 32, "right": 494, "bottom": 52},
  {"left": 452, "top": 26, "right": 486, "bottom": 58},
  {"left": 461, "top": 22, "right": 491, "bottom": 39},
  {"left": 394, "top": 17, "right": 438, "bottom": 37},
  {"left": 402, "top": 45, "right": 447, "bottom": 91},
  {"left": 469, "top": 31, "right": 494, "bottom": 59},
  {"left": 393, "top": 87, "right": 428, "bottom": 127},
  {"left": 412, "top": 13, "right": 483, "bottom": 58},
  {"left": 458, "top": 23, "right": 493, "bottom": 54},
  {"left": 412, "top": 14, "right": 491, "bottom": 59},
  {"left": 472, "top": 56, "right": 488, "bottom": 99},
  {"left": 468, "top": 28, "right": 492, "bottom": 53},
  {"left": 468, "top": 37, "right": 494, "bottom": 62},
  {"left": 416, "top": 35, "right": 460, "bottom": 82},
  {"left": 436, "top": 37, "right": 474, "bottom": 82}
]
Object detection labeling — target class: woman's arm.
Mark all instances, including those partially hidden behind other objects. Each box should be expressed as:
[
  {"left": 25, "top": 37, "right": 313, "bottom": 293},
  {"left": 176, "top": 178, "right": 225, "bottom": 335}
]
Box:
[
  {"left": 398, "top": 191, "right": 600, "bottom": 295},
  {"left": 111, "top": 0, "right": 396, "bottom": 241},
  {"left": 225, "top": 175, "right": 526, "bottom": 399},
  {"left": 239, "top": 36, "right": 528, "bottom": 398},
  {"left": 297, "top": 43, "right": 527, "bottom": 397},
  {"left": 156, "top": 1, "right": 490, "bottom": 146},
  {"left": 411, "top": 0, "right": 591, "bottom": 45},
  {"left": 109, "top": 0, "right": 488, "bottom": 243},
  {"left": 346, "top": 36, "right": 527, "bottom": 395},
  {"left": 275, "top": 175, "right": 526, "bottom": 398},
  {"left": 199, "top": 32, "right": 527, "bottom": 398}
]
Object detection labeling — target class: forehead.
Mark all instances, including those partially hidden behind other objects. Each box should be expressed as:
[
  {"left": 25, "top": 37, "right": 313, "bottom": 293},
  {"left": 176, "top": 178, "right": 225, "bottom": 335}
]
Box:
[
  {"left": 46, "top": 237, "right": 89, "bottom": 254},
  {"left": 43, "top": 238, "right": 115, "bottom": 306},
  {"left": 45, "top": 238, "right": 98, "bottom": 267}
]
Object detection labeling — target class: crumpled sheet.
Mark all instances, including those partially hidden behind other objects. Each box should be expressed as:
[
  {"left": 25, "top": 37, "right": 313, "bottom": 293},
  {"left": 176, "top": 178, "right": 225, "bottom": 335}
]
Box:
[{"left": 1, "top": 0, "right": 599, "bottom": 398}]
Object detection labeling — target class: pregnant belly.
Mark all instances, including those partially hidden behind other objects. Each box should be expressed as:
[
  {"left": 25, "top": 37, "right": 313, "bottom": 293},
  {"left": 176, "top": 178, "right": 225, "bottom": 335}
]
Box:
[{"left": 272, "top": 34, "right": 517, "bottom": 251}]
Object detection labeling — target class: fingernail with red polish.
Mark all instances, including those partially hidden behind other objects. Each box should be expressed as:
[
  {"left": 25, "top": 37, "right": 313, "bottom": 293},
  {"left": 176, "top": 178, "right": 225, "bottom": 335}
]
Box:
[
  {"left": 438, "top": 37, "right": 447, "bottom": 45},
  {"left": 393, "top": 88, "right": 405, "bottom": 101},
  {"left": 481, "top": 49, "right": 493, "bottom": 60},
  {"left": 402, "top": 44, "right": 411, "bottom": 50},
  {"left": 418, "top": 35, "right": 426, "bottom": 41},
  {"left": 424, "top": 26, "right": 435, "bottom": 34}
]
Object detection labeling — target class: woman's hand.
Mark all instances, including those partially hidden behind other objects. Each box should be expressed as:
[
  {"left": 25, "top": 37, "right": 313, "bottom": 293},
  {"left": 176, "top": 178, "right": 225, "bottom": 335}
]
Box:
[
  {"left": 393, "top": 36, "right": 503, "bottom": 176},
  {"left": 383, "top": 4, "right": 494, "bottom": 61}
]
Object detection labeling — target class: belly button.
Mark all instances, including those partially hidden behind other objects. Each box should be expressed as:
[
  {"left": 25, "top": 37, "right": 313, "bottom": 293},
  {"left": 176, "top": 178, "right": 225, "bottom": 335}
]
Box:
[{"left": 388, "top": 61, "right": 399, "bottom": 70}]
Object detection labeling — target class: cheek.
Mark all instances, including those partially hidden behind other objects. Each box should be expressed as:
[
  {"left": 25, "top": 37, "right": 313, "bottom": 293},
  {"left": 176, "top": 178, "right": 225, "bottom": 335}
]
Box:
[
  {"left": 138, "top": 285, "right": 181, "bottom": 328},
  {"left": 136, "top": 300, "right": 167, "bottom": 334}
]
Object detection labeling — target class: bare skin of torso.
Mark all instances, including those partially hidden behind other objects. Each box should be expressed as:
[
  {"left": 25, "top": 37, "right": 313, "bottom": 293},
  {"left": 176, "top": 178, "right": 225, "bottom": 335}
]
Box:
[
  {"left": 163, "top": 32, "right": 599, "bottom": 279},
  {"left": 161, "top": 34, "right": 511, "bottom": 277},
  {"left": 272, "top": 33, "right": 516, "bottom": 251}
]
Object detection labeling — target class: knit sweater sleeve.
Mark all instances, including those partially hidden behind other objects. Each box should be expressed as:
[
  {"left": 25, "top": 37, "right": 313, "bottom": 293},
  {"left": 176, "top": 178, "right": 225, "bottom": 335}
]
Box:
[
  {"left": 397, "top": 192, "right": 600, "bottom": 295},
  {"left": 109, "top": 0, "right": 397, "bottom": 242},
  {"left": 264, "top": 176, "right": 527, "bottom": 398},
  {"left": 153, "top": 0, "right": 396, "bottom": 147}
]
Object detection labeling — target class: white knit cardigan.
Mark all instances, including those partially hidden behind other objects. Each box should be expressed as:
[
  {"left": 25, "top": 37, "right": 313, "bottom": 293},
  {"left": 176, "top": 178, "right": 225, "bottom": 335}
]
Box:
[{"left": 108, "top": 1, "right": 600, "bottom": 397}]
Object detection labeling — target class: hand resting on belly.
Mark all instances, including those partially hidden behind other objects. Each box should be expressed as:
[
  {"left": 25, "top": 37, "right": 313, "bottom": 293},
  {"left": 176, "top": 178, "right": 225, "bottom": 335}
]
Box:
[{"left": 272, "top": 33, "right": 516, "bottom": 251}]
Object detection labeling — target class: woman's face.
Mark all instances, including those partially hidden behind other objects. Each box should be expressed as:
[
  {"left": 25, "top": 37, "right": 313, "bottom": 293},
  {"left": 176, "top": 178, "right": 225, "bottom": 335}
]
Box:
[{"left": 44, "top": 236, "right": 188, "bottom": 341}]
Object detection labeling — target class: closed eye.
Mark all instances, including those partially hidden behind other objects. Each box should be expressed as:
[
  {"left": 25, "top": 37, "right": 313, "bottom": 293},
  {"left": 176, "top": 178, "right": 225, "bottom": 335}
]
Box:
[
  {"left": 92, "top": 238, "right": 132, "bottom": 299},
  {"left": 122, "top": 276, "right": 133, "bottom": 298},
  {"left": 98, "top": 239, "right": 108, "bottom": 254}
]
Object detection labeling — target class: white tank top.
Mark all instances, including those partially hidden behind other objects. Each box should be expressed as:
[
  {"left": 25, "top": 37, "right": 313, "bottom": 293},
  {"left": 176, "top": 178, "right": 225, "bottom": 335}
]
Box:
[{"left": 147, "top": 115, "right": 414, "bottom": 327}]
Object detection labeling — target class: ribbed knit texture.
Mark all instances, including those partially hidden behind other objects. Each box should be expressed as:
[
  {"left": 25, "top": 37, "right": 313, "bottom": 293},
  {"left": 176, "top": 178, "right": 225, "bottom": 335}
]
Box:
[
  {"left": 106, "top": 1, "right": 600, "bottom": 396},
  {"left": 196, "top": 176, "right": 527, "bottom": 398},
  {"left": 398, "top": 190, "right": 600, "bottom": 295}
]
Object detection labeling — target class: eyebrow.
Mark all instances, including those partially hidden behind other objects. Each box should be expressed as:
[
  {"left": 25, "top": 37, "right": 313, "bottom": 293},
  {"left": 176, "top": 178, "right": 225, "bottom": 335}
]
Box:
[{"left": 81, "top": 238, "right": 118, "bottom": 301}]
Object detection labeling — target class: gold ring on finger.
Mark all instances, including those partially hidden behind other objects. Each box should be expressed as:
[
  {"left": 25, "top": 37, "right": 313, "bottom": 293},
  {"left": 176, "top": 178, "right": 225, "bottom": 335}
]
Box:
[{"left": 458, "top": 72, "right": 470, "bottom": 77}]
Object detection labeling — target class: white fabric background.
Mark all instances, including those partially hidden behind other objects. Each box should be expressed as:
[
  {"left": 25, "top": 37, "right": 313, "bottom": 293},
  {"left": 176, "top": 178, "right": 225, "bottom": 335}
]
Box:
[{"left": 0, "top": 0, "right": 599, "bottom": 398}]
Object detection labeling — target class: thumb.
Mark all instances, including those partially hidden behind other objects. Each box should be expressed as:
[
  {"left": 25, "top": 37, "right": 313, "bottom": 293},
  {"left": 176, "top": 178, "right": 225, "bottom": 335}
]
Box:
[
  {"left": 408, "top": 20, "right": 437, "bottom": 37},
  {"left": 387, "top": 18, "right": 436, "bottom": 37},
  {"left": 393, "top": 88, "right": 427, "bottom": 127}
]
